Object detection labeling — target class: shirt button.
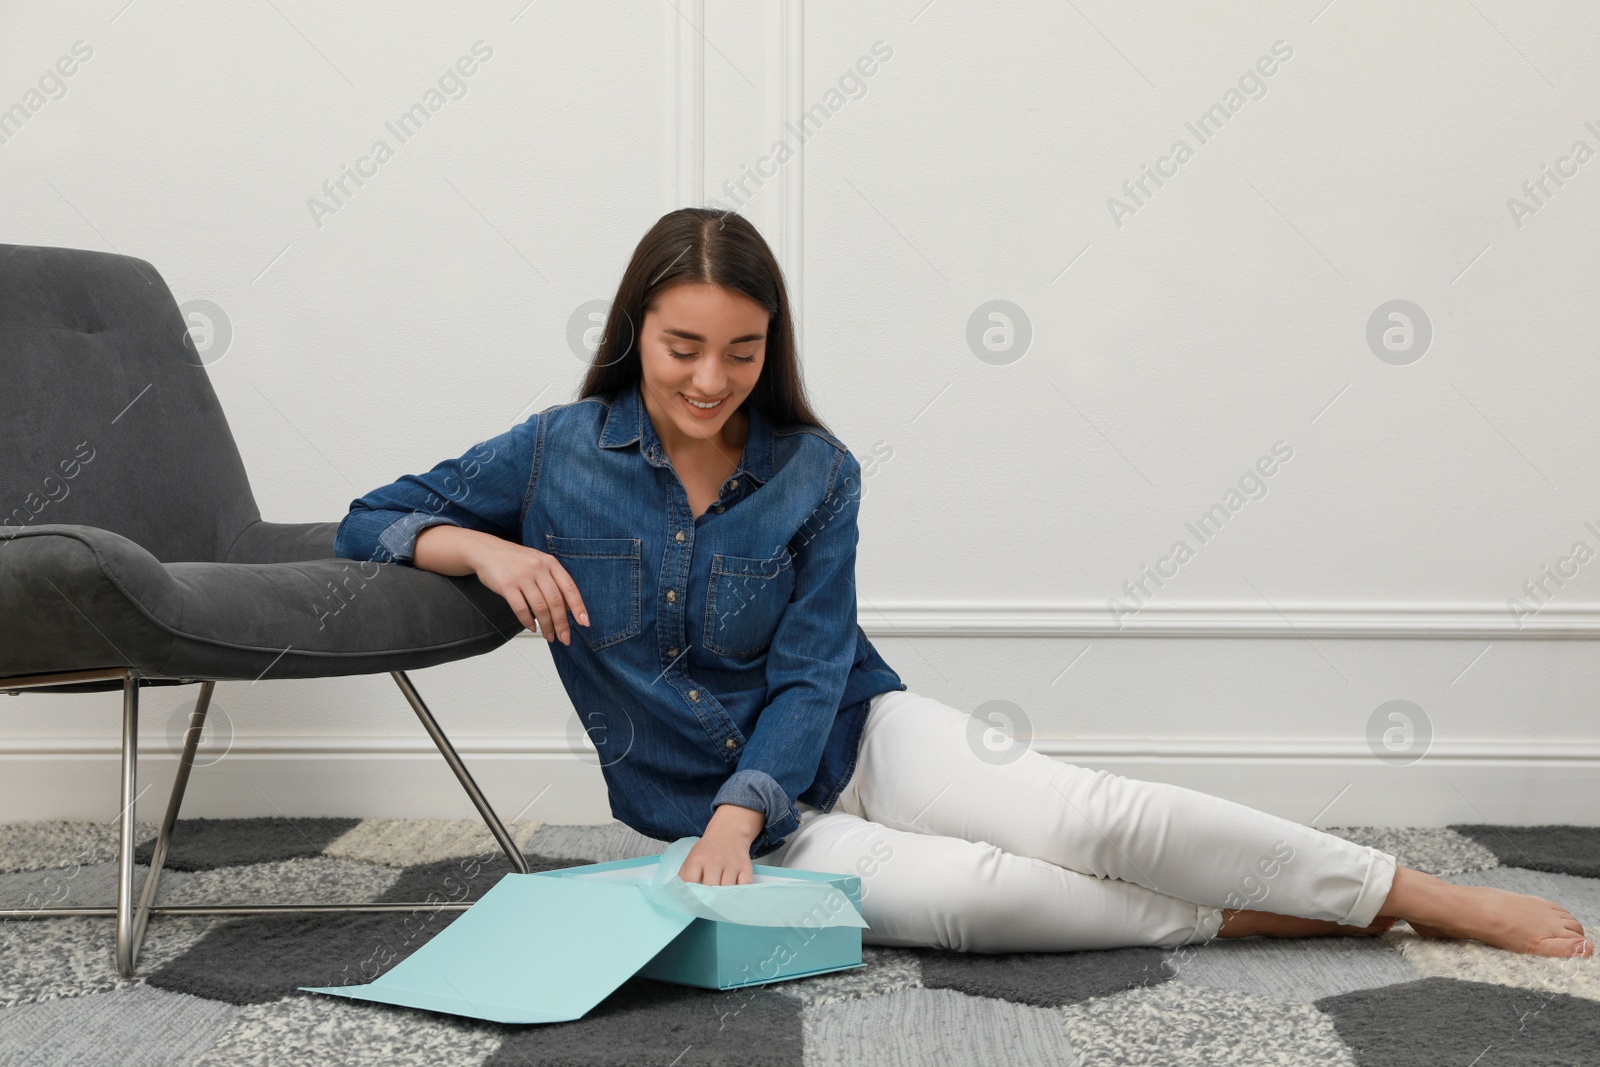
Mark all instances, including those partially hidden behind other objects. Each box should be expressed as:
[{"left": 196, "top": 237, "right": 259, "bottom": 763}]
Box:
[
  {"left": 667, "top": 646, "right": 678, "bottom": 657},
  {"left": 724, "top": 738, "right": 737, "bottom": 749},
  {"left": 666, "top": 589, "right": 677, "bottom": 603},
  {"left": 729, "top": 479, "right": 738, "bottom": 489},
  {"left": 675, "top": 530, "right": 685, "bottom": 543},
  {"left": 688, "top": 689, "right": 700, "bottom": 701},
  {"left": 714, "top": 505, "right": 724, "bottom": 513}
]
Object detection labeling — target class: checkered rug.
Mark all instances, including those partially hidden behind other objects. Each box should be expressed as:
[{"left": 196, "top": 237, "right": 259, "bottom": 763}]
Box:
[{"left": 1, "top": 819, "right": 1597, "bottom": 1066}]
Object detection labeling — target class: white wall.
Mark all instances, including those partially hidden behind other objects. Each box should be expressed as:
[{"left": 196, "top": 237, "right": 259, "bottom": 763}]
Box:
[{"left": 4, "top": 1, "right": 1598, "bottom": 828}]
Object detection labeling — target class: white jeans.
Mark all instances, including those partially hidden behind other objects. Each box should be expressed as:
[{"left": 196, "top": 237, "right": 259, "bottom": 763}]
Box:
[{"left": 763, "top": 689, "right": 1398, "bottom": 954}]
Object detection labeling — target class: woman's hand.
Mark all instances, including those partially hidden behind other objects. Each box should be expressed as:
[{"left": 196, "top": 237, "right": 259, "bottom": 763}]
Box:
[
  {"left": 677, "top": 804, "right": 764, "bottom": 886},
  {"left": 423, "top": 528, "right": 589, "bottom": 645}
]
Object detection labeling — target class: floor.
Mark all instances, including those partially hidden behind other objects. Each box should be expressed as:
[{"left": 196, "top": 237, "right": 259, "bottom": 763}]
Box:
[{"left": 1, "top": 817, "right": 1597, "bottom": 1066}]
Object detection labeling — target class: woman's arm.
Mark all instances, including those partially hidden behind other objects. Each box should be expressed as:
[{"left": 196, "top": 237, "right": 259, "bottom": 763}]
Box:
[
  {"left": 412, "top": 523, "right": 510, "bottom": 576},
  {"left": 334, "top": 410, "right": 590, "bottom": 644},
  {"left": 333, "top": 411, "right": 543, "bottom": 565},
  {"left": 680, "top": 449, "right": 867, "bottom": 884},
  {"left": 411, "top": 523, "right": 591, "bottom": 644},
  {"left": 708, "top": 449, "right": 867, "bottom": 855},
  {"left": 678, "top": 804, "right": 766, "bottom": 886}
]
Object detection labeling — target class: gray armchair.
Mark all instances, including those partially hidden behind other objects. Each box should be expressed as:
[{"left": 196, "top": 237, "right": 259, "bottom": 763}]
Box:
[{"left": 0, "top": 243, "right": 531, "bottom": 976}]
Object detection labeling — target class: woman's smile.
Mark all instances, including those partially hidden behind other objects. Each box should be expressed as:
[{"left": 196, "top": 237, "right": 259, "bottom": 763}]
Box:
[{"left": 680, "top": 392, "right": 728, "bottom": 419}]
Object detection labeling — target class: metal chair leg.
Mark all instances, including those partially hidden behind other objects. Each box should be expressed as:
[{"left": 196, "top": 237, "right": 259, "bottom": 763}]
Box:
[
  {"left": 113, "top": 672, "right": 140, "bottom": 976},
  {"left": 0, "top": 665, "right": 539, "bottom": 976},
  {"left": 390, "top": 670, "right": 530, "bottom": 875},
  {"left": 126, "top": 680, "right": 214, "bottom": 970}
]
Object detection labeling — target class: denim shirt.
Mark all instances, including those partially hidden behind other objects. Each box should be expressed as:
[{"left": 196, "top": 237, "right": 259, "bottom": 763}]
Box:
[{"left": 332, "top": 380, "right": 906, "bottom": 857}]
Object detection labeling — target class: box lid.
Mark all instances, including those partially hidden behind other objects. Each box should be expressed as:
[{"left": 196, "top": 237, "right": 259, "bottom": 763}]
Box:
[{"left": 300, "top": 874, "right": 696, "bottom": 1024}]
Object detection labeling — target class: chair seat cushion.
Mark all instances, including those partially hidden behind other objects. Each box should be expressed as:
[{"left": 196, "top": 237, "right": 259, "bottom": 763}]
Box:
[{"left": 0, "top": 524, "right": 522, "bottom": 682}]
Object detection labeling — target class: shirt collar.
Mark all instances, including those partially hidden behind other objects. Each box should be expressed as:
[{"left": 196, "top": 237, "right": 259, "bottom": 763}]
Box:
[{"left": 598, "top": 379, "right": 774, "bottom": 486}]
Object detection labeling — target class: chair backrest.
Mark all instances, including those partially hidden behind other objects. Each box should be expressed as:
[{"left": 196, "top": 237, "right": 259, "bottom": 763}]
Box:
[{"left": 0, "top": 243, "right": 262, "bottom": 563}]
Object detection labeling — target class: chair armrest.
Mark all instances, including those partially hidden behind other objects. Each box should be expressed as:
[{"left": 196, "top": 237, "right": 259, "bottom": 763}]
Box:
[{"left": 0, "top": 522, "right": 523, "bottom": 681}]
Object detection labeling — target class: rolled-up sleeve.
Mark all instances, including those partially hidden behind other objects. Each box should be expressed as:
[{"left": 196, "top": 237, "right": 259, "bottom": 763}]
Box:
[
  {"left": 333, "top": 413, "right": 543, "bottom": 565},
  {"left": 711, "top": 450, "right": 863, "bottom": 853}
]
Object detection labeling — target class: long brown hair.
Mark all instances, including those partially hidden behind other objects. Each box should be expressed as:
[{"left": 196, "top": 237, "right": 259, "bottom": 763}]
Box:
[{"left": 576, "top": 208, "right": 831, "bottom": 436}]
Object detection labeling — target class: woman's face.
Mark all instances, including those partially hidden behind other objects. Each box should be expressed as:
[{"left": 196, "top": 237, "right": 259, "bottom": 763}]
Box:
[{"left": 637, "top": 282, "right": 767, "bottom": 446}]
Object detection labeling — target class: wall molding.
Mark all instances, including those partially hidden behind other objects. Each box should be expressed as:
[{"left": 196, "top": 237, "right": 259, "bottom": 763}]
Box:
[
  {"left": 830, "top": 602, "right": 1600, "bottom": 639},
  {"left": 672, "top": 0, "right": 705, "bottom": 208},
  {"left": 774, "top": 0, "right": 804, "bottom": 338},
  {"left": 672, "top": 0, "right": 802, "bottom": 330}
]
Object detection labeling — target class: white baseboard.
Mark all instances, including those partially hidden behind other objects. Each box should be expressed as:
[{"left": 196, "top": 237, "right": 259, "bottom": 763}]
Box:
[
  {"left": 2, "top": 735, "right": 1595, "bottom": 827},
  {"left": 0, "top": 747, "right": 615, "bottom": 826}
]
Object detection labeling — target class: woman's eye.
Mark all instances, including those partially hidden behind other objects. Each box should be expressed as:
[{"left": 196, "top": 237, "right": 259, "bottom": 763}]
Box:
[{"left": 669, "top": 348, "right": 756, "bottom": 363}]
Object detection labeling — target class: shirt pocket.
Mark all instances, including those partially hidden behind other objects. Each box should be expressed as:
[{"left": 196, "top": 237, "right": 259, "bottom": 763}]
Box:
[
  {"left": 704, "top": 551, "right": 795, "bottom": 658},
  {"left": 543, "top": 535, "right": 642, "bottom": 651}
]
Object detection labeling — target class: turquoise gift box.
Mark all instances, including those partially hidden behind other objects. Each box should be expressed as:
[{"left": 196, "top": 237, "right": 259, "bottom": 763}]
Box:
[{"left": 299, "top": 836, "right": 869, "bottom": 1024}]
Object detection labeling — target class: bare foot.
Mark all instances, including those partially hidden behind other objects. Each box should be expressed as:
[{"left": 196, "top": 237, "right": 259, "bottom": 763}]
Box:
[
  {"left": 1219, "top": 909, "right": 1398, "bottom": 939},
  {"left": 1383, "top": 868, "right": 1594, "bottom": 959}
]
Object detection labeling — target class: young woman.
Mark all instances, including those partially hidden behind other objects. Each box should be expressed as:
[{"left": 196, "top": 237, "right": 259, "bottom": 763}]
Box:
[{"left": 335, "top": 207, "right": 1591, "bottom": 959}]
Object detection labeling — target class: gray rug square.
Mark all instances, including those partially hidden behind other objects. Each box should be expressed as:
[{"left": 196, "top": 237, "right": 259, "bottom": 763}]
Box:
[
  {"left": 1063, "top": 983, "right": 1356, "bottom": 1066},
  {"left": 803, "top": 985, "right": 1079, "bottom": 1067},
  {"left": 0, "top": 984, "right": 241, "bottom": 1067},
  {"left": 187, "top": 992, "right": 503, "bottom": 1067},
  {"left": 0, "top": 861, "right": 196, "bottom": 910},
  {"left": 1321, "top": 826, "right": 1499, "bottom": 877},
  {"left": 0, "top": 821, "right": 162, "bottom": 875},
  {"left": 915, "top": 944, "right": 1171, "bottom": 1007},
  {"left": 0, "top": 913, "right": 218, "bottom": 1010},
  {"left": 131, "top": 816, "right": 363, "bottom": 872},
  {"left": 1450, "top": 825, "right": 1600, "bottom": 879},
  {"left": 487, "top": 976, "right": 803, "bottom": 1066},
  {"left": 1167, "top": 935, "right": 1419, "bottom": 1003},
  {"left": 522, "top": 821, "right": 669, "bottom": 864},
  {"left": 1317, "top": 976, "right": 1600, "bottom": 1066}
]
